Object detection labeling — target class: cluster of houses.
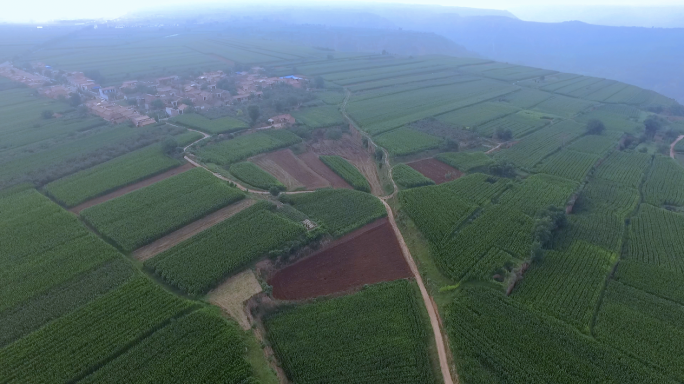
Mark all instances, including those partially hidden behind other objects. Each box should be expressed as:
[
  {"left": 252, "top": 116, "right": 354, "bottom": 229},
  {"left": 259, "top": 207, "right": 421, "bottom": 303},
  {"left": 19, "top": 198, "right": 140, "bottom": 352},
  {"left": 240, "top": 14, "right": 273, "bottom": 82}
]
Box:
[{"left": 0, "top": 62, "right": 308, "bottom": 128}]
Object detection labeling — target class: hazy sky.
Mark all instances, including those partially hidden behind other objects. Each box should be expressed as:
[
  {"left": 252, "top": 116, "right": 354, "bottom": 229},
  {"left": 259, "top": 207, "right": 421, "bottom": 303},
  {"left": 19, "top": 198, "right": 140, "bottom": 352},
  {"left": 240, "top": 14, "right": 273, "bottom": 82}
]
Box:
[{"left": 5, "top": 0, "right": 684, "bottom": 23}]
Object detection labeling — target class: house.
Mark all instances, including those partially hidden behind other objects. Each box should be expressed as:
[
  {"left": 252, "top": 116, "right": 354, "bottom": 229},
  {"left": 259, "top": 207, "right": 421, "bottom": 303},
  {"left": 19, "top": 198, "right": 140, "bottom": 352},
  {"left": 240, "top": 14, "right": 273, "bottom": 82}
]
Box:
[
  {"left": 99, "top": 86, "right": 117, "bottom": 100},
  {"left": 157, "top": 76, "right": 178, "bottom": 85},
  {"left": 121, "top": 80, "right": 138, "bottom": 89},
  {"left": 178, "top": 104, "right": 190, "bottom": 114},
  {"left": 268, "top": 114, "right": 295, "bottom": 127},
  {"left": 232, "top": 94, "right": 248, "bottom": 103},
  {"left": 165, "top": 107, "right": 179, "bottom": 117},
  {"left": 199, "top": 91, "right": 212, "bottom": 101},
  {"left": 130, "top": 115, "right": 156, "bottom": 127}
]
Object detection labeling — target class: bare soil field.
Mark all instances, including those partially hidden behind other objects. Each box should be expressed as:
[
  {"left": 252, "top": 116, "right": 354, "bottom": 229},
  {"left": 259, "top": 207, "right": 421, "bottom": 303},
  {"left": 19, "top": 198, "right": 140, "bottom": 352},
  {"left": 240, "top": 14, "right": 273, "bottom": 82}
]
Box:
[
  {"left": 251, "top": 149, "right": 329, "bottom": 190},
  {"left": 132, "top": 199, "right": 256, "bottom": 261},
  {"left": 70, "top": 162, "right": 195, "bottom": 214},
  {"left": 407, "top": 158, "right": 463, "bottom": 184},
  {"left": 269, "top": 218, "right": 412, "bottom": 300},
  {"left": 208, "top": 269, "right": 263, "bottom": 330},
  {"left": 307, "top": 130, "right": 384, "bottom": 195},
  {"left": 297, "top": 152, "right": 352, "bottom": 189}
]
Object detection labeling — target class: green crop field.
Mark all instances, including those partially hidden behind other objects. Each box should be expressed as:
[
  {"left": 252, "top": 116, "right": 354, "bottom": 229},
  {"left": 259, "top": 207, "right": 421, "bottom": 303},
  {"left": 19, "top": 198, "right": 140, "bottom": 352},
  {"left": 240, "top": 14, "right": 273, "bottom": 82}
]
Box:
[
  {"left": 146, "top": 202, "right": 306, "bottom": 294},
  {"left": 0, "top": 190, "right": 121, "bottom": 312},
  {"left": 319, "top": 155, "right": 371, "bottom": 192},
  {"left": 593, "top": 150, "right": 652, "bottom": 188},
  {"left": 535, "top": 149, "right": 600, "bottom": 182},
  {"left": 435, "top": 151, "right": 494, "bottom": 172},
  {"left": 280, "top": 189, "right": 385, "bottom": 237},
  {"left": 626, "top": 204, "right": 684, "bottom": 272},
  {"left": 292, "top": 105, "right": 344, "bottom": 128},
  {"left": 374, "top": 127, "right": 444, "bottom": 156},
  {"left": 229, "top": 162, "right": 284, "bottom": 190},
  {"left": 643, "top": 155, "right": 684, "bottom": 207},
  {"left": 171, "top": 114, "right": 249, "bottom": 134},
  {"left": 392, "top": 164, "right": 435, "bottom": 189},
  {"left": 196, "top": 129, "right": 301, "bottom": 165},
  {"left": 265, "top": 280, "right": 438, "bottom": 384},
  {"left": 44, "top": 144, "right": 183, "bottom": 207},
  {"left": 476, "top": 110, "right": 551, "bottom": 138},
  {"left": 436, "top": 102, "right": 520, "bottom": 128},
  {"left": 498, "top": 174, "right": 577, "bottom": 216},
  {"left": 514, "top": 240, "right": 617, "bottom": 331},
  {"left": 81, "top": 168, "right": 244, "bottom": 252}
]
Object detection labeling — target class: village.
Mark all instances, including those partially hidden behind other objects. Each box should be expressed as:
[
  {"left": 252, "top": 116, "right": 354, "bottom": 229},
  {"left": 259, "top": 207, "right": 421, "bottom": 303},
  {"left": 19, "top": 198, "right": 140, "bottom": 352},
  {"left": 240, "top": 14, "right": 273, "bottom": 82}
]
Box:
[{"left": 0, "top": 61, "right": 308, "bottom": 128}]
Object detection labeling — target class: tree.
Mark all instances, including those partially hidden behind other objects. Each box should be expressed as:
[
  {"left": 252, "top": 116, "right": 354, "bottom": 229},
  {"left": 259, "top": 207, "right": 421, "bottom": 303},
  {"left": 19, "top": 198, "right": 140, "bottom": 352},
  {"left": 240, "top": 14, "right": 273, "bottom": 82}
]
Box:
[
  {"left": 161, "top": 137, "right": 179, "bottom": 155},
  {"left": 269, "top": 186, "right": 282, "bottom": 196},
  {"left": 488, "top": 161, "right": 516, "bottom": 177},
  {"left": 494, "top": 127, "right": 513, "bottom": 141},
  {"left": 68, "top": 93, "right": 81, "bottom": 107},
  {"left": 150, "top": 99, "right": 165, "bottom": 110},
  {"left": 375, "top": 147, "right": 384, "bottom": 161},
  {"left": 644, "top": 115, "right": 665, "bottom": 138},
  {"left": 314, "top": 76, "right": 325, "bottom": 89},
  {"left": 445, "top": 139, "right": 460, "bottom": 151},
  {"left": 248, "top": 105, "right": 260, "bottom": 124},
  {"left": 41, "top": 110, "right": 53, "bottom": 119},
  {"left": 586, "top": 118, "right": 605, "bottom": 135}
]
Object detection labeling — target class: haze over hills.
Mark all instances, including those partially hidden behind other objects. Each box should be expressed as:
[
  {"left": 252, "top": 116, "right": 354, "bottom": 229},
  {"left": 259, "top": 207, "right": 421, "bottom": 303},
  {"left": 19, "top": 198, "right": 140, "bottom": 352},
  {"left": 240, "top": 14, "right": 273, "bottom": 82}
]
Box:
[{"left": 511, "top": 5, "right": 684, "bottom": 28}]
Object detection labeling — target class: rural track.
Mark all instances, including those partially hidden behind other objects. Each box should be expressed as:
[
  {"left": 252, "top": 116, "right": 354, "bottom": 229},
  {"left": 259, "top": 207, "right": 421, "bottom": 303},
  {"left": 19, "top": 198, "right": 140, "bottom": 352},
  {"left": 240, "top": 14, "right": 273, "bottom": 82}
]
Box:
[
  {"left": 671, "top": 134, "right": 684, "bottom": 159},
  {"left": 341, "top": 90, "right": 457, "bottom": 384}
]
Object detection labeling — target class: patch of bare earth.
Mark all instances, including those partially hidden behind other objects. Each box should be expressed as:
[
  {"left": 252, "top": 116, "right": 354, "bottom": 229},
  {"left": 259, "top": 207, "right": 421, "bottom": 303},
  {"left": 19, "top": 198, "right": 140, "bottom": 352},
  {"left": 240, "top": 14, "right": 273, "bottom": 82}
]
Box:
[
  {"left": 132, "top": 199, "right": 257, "bottom": 261},
  {"left": 70, "top": 162, "right": 195, "bottom": 214},
  {"left": 308, "top": 128, "right": 384, "bottom": 195},
  {"left": 297, "top": 152, "right": 352, "bottom": 189},
  {"left": 208, "top": 269, "right": 263, "bottom": 330},
  {"left": 407, "top": 158, "right": 463, "bottom": 184},
  {"left": 251, "top": 149, "right": 329, "bottom": 190},
  {"left": 269, "top": 218, "right": 412, "bottom": 300}
]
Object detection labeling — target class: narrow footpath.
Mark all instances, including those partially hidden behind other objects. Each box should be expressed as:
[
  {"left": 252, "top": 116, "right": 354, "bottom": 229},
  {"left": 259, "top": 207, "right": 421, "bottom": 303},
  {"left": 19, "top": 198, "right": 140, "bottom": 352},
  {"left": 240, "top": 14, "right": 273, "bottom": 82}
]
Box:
[{"left": 671, "top": 134, "right": 684, "bottom": 159}]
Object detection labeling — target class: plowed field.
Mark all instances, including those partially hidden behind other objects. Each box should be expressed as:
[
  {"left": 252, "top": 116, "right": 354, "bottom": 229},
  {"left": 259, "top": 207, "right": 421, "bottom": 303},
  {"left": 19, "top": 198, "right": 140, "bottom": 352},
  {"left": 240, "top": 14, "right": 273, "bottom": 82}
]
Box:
[
  {"left": 251, "top": 149, "right": 329, "bottom": 190},
  {"left": 407, "top": 158, "right": 463, "bottom": 184},
  {"left": 297, "top": 152, "right": 352, "bottom": 189},
  {"left": 270, "top": 218, "right": 411, "bottom": 300}
]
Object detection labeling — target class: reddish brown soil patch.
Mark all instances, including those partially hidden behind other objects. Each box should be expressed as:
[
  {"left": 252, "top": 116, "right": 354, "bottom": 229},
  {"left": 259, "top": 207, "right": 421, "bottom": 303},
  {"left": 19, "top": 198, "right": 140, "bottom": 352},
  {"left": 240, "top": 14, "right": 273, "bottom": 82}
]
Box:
[
  {"left": 251, "top": 149, "right": 329, "bottom": 190},
  {"left": 407, "top": 158, "right": 463, "bottom": 184},
  {"left": 70, "top": 162, "right": 195, "bottom": 214},
  {"left": 269, "top": 218, "right": 412, "bottom": 300},
  {"left": 298, "top": 151, "right": 352, "bottom": 189},
  {"left": 132, "top": 199, "right": 256, "bottom": 261}
]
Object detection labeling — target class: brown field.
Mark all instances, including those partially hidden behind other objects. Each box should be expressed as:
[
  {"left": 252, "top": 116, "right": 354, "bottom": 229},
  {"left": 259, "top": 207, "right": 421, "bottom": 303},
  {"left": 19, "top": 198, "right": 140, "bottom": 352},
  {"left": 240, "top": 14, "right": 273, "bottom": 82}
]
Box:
[
  {"left": 251, "top": 149, "right": 329, "bottom": 190},
  {"left": 132, "top": 199, "right": 257, "bottom": 261},
  {"left": 407, "top": 158, "right": 463, "bottom": 184},
  {"left": 307, "top": 129, "right": 383, "bottom": 195},
  {"left": 297, "top": 151, "right": 352, "bottom": 189},
  {"left": 208, "top": 269, "right": 263, "bottom": 330},
  {"left": 269, "top": 218, "right": 412, "bottom": 300},
  {"left": 70, "top": 162, "right": 195, "bottom": 214}
]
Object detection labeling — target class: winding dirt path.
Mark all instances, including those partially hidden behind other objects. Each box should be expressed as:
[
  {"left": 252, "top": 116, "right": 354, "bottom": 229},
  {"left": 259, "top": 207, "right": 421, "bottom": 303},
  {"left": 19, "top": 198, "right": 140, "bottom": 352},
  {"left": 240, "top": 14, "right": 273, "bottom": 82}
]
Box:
[
  {"left": 671, "top": 134, "right": 684, "bottom": 159},
  {"left": 341, "top": 90, "right": 456, "bottom": 384}
]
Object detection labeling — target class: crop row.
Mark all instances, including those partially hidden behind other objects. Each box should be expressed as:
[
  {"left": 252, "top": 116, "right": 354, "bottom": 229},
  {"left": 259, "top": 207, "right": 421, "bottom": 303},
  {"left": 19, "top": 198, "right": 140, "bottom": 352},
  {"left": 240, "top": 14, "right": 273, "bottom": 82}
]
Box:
[
  {"left": 593, "top": 150, "right": 651, "bottom": 188},
  {"left": 392, "top": 164, "right": 435, "bottom": 189},
  {"left": 554, "top": 213, "right": 625, "bottom": 253},
  {"left": 319, "top": 155, "right": 371, "bottom": 192},
  {"left": 172, "top": 114, "right": 249, "bottom": 134},
  {"left": 437, "top": 101, "right": 520, "bottom": 129},
  {"left": 292, "top": 105, "right": 343, "bottom": 128},
  {"left": 627, "top": 204, "right": 684, "bottom": 272},
  {"left": 446, "top": 285, "right": 672, "bottom": 384},
  {"left": 81, "top": 168, "right": 244, "bottom": 252},
  {"left": 196, "top": 129, "right": 302, "bottom": 165},
  {"left": 643, "top": 155, "right": 684, "bottom": 207},
  {"left": 513, "top": 240, "right": 616, "bottom": 331},
  {"left": 436, "top": 152, "right": 494, "bottom": 172},
  {"left": 374, "top": 127, "right": 444, "bottom": 156},
  {"left": 476, "top": 110, "right": 551, "bottom": 138},
  {"left": 265, "top": 280, "right": 438, "bottom": 384},
  {"left": 498, "top": 174, "right": 577, "bottom": 216},
  {"left": 0, "top": 190, "right": 120, "bottom": 312},
  {"left": 280, "top": 189, "right": 386, "bottom": 237},
  {"left": 0, "top": 275, "right": 193, "bottom": 384},
  {"left": 146, "top": 202, "right": 306, "bottom": 295},
  {"left": 578, "top": 178, "right": 640, "bottom": 218},
  {"left": 229, "top": 162, "right": 284, "bottom": 190},
  {"left": 535, "top": 149, "right": 599, "bottom": 182}
]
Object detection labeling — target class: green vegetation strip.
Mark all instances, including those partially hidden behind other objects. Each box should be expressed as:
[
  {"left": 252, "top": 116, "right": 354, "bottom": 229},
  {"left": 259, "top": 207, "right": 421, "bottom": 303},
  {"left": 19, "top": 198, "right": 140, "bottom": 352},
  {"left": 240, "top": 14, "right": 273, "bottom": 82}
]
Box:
[
  {"left": 229, "top": 162, "right": 284, "bottom": 190},
  {"left": 265, "top": 280, "right": 438, "bottom": 384},
  {"left": 374, "top": 127, "right": 443, "bottom": 156},
  {"left": 145, "top": 202, "right": 306, "bottom": 295},
  {"left": 81, "top": 168, "right": 244, "bottom": 252},
  {"left": 172, "top": 114, "right": 249, "bottom": 134},
  {"left": 319, "top": 155, "right": 370, "bottom": 192},
  {"left": 280, "top": 189, "right": 386, "bottom": 237},
  {"left": 436, "top": 152, "right": 494, "bottom": 172},
  {"left": 196, "top": 130, "right": 301, "bottom": 165},
  {"left": 392, "top": 164, "right": 435, "bottom": 189}
]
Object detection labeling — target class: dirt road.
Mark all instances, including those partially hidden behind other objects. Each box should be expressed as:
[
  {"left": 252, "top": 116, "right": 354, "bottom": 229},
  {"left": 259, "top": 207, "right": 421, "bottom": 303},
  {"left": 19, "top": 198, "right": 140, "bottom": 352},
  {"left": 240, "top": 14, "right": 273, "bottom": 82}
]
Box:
[
  {"left": 671, "top": 135, "right": 684, "bottom": 159},
  {"left": 340, "top": 90, "right": 456, "bottom": 384}
]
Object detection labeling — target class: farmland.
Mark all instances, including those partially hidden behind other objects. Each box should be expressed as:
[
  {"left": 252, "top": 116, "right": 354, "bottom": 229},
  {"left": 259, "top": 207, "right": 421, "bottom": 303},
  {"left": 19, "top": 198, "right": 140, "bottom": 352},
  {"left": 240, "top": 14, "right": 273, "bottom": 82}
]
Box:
[
  {"left": 229, "top": 161, "right": 285, "bottom": 190},
  {"left": 195, "top": 130, "right": 301, "bottom": 165},
  {"left": 270, "top": 218, "right": 411, "bottom": 300},
  {"left": 145, "top": 201, "right": 306, "bottom": 294},
  {"left": 4, "top": 29, "right": 684, "bottom": 384},
  {"left": 81, "top": 168, "right": 244, "bottom": 252},
  {"left": 265, "top": 280, "right": 438, "bottom": 384},
  {"left": 319, "top": 155, "right": 371, "bottom": 192}
]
